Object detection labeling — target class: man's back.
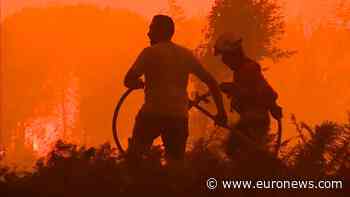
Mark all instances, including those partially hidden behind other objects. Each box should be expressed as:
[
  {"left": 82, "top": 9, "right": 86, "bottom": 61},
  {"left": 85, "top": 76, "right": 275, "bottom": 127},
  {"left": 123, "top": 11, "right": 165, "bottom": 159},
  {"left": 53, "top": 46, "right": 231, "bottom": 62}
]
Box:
[
  {"left": 132, "top": 42, "right": 198, "bottom": 117},
  {"left": 124, "top": 14, "right": 227, "bottom": 162}
]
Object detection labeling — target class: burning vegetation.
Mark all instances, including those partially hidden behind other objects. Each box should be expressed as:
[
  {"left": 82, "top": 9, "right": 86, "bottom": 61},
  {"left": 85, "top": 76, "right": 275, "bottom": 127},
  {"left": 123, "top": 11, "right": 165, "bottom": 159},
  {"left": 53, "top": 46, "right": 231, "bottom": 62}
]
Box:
[{"left": 0, "top": 118, "right": 349, "bottom": 195}]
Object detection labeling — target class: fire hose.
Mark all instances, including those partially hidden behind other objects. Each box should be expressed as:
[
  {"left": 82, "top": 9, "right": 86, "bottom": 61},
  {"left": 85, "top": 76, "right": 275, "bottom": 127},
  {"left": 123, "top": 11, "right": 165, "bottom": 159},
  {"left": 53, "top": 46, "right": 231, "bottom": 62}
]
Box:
[{"left": 112, "top": 88, "right": 282, "bottom": 157}]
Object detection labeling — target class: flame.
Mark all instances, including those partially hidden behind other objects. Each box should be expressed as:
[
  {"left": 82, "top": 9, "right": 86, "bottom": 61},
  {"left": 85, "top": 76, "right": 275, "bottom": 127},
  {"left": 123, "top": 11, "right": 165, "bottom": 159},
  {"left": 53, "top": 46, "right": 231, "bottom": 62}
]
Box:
[
  {"left": 0, "top": 147, "right": 5, "bottom": 160},
  {"left": 22, "top": 73, "right": 80, "bottom": 157}
]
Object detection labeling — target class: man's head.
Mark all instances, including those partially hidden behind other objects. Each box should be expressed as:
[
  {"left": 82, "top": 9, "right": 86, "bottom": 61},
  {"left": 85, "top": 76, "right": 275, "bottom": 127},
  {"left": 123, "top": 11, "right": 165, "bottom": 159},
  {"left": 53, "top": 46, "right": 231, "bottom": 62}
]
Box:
[
  {"left": 148, "top": 15, "right": 175, "bottom": 45},
  {"left": 214, "top": 32, "right": 245, "bottom": 70}
]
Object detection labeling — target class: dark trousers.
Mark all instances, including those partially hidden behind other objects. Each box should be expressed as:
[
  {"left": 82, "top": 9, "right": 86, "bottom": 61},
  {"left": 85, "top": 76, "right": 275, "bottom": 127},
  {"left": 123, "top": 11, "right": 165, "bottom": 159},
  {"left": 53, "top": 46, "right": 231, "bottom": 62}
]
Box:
[
  {"left": 226, "top": 111, "right": 270, "bottom": 155},
  {"left": 127, "top": 111, "right": 189, "bottom": 161}
]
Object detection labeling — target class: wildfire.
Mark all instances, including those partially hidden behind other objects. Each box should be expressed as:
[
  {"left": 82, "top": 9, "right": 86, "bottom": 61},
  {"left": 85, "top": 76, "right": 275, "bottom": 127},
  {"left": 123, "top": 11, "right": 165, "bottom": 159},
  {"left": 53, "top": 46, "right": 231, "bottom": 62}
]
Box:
[
  {"left": 22, "top": 73, "right": 80, "bottom": 158},
  {"left": 0, "top": 147, "right": 5, "bottom": 160},
  {"left": 24, "top": 117, "right": 60, "bottom": 156}
]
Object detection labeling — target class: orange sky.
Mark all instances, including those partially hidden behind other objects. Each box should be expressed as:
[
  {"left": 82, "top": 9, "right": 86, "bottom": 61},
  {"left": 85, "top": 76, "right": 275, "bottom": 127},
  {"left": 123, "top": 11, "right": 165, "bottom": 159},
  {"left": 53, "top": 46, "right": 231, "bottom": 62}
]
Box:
[
  {"left": 1, "top": 0, "right": 343, "bottom": 20},
  {"left": 2, "top": 0, "right": 348, "bottom": 36},
  {"left": 1, "top": 0, "right": 214, "bottom": 19}
]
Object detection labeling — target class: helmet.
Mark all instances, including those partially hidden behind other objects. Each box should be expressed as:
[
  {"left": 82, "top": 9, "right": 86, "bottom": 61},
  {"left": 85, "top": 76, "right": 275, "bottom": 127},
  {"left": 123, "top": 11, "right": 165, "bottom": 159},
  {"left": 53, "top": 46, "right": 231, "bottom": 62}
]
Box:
[{"left": 214, "top": 32, "right": 243, "bottom": 56}]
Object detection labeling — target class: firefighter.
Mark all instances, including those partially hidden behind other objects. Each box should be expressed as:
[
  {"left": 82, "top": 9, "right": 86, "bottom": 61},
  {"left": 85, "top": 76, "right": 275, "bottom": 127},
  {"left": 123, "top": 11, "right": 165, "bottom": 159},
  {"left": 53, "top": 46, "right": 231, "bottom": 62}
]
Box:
[{"left": 214, "top": 33, "right": 283, "bottom": 154}]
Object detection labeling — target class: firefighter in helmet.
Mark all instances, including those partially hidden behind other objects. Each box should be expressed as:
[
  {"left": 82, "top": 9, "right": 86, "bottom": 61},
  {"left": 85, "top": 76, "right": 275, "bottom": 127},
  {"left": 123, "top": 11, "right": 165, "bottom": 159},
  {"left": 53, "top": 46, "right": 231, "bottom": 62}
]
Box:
[{"left": 214, "top": 33, "right": 283, "bottom": 154}]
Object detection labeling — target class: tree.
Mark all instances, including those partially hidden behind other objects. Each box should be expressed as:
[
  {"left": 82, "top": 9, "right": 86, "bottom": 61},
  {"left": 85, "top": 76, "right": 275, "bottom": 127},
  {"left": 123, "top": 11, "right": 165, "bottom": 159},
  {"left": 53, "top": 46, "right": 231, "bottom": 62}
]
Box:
[
  {"left": 207, "top": 0, "right": 288, "bottom": 59},
  {"left": 199, "top": 0, "right": 291, "bottom": 79}
]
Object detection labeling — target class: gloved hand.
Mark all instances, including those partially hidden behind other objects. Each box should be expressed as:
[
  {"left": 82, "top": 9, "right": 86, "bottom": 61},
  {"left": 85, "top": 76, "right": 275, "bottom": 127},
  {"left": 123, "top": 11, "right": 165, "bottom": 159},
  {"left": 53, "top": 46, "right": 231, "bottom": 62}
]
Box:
[
  {"left": 219, "top": 82, "right": 236, "bottom": 97},
  {"left": 270, "top": 104, "right": 283, "bottom": 120},
  {"left": 214, "top": 111, "right": 228, "bottom": 127}
]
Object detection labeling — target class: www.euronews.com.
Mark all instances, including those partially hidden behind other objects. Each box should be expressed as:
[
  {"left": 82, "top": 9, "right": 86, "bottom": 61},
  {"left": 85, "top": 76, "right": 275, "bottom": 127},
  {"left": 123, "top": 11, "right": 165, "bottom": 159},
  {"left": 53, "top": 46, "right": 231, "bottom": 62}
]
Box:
[{"left": 206, "top": 178, "right": 343, "bottom": 190}]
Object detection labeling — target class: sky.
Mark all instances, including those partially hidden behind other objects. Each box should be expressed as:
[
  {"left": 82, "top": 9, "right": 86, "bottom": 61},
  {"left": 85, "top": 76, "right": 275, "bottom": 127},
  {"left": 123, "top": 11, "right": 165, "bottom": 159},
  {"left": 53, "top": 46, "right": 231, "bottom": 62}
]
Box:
[
  {"left": 1, "top": 0, "right": 346, "bottom": 27},
  {"left": 1, "top": 0, "right": 214, "bottom": 20}
]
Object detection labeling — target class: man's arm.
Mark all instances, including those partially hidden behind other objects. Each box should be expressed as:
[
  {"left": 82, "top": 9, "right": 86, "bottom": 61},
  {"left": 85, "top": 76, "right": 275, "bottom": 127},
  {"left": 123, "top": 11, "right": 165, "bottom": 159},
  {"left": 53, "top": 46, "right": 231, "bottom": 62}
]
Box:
[
  {"left": 124, "top": 48, "right": 149, "bottom": 89},
  {"left": 189, "top": 55, "right": 227, "bottom": 126}
]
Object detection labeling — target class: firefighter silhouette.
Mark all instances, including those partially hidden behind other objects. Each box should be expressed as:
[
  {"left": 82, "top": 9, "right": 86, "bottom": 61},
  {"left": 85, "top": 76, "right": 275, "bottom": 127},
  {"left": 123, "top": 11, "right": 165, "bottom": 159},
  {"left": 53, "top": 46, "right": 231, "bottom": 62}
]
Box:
[{"left": 214, "top": 33, "right": 283, "bottom": 154}]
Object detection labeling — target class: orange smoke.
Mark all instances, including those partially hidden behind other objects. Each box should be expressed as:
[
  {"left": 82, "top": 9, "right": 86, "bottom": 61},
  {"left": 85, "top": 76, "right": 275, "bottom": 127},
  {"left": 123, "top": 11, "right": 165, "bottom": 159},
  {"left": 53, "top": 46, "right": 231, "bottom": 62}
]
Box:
[
  {"left": 1, "top": 5, "right": 205, "bottom": 165},
  {"left": 1, "top": 1, "right": 350, "bottom": 166}
]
